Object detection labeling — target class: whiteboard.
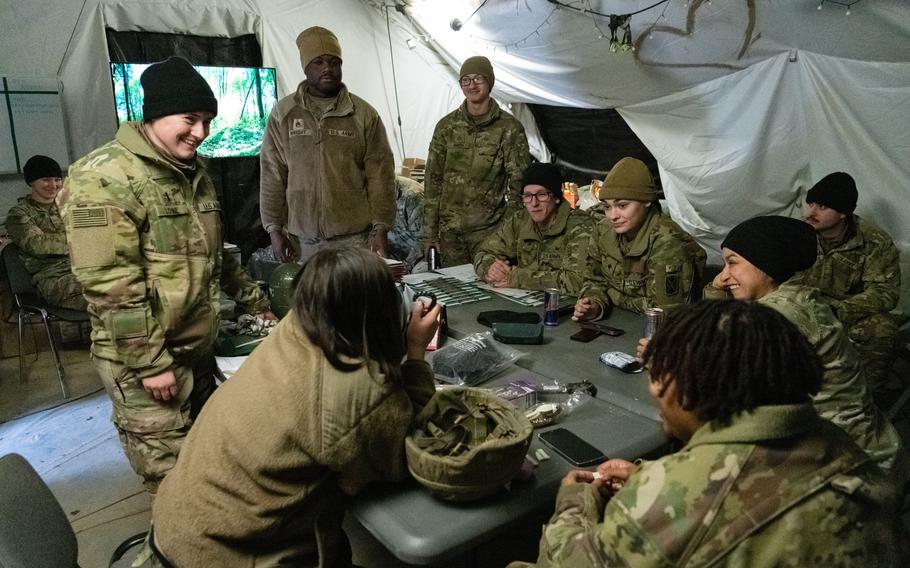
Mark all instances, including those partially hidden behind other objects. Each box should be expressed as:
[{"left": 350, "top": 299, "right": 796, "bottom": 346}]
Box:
[{"left": 0, "top": 76, "right": 69, "bottom": 175}]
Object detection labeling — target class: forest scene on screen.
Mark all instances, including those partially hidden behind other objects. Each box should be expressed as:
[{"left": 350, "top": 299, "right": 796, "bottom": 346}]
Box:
[{"left": 111, "top": 63, "right": 277, "bottom": 157}]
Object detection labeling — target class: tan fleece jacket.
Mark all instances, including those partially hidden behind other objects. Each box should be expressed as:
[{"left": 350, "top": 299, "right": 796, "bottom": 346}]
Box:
[{"left": 152, "top": 311, "right": 435, "bottom": 567}]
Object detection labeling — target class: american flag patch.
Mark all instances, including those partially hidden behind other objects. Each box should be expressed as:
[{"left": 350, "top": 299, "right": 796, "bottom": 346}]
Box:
[{"left": 71, "top": 207, "right": 108, "bottom": 228}]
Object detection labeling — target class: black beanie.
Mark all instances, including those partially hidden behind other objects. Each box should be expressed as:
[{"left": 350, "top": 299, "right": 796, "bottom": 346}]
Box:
[
  {"left": 141, "top": 57, "right": 218, "bottom": 120},
  {"left": 721, "top": 216, "right": 817, "bottom": 284},
  {"left": 805, "top": 172, "right": 857, "bottom": 214},
  {"left": 23, "top": 155, "right": 62, "bottom": 184},
  {"left": 521, "top": 163, "right": 563, "bottom": 199}
]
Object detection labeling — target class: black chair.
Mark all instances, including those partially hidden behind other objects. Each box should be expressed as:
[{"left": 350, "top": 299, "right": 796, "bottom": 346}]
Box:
[
  {"left": 1, "top": 243, "right": 89, "bottom": 399},
  {"left": 0, "top": 453, "right": 147, "bottom": 568},
  {"left": 0, "top": 452, "right": 79, "bottom": 567}
]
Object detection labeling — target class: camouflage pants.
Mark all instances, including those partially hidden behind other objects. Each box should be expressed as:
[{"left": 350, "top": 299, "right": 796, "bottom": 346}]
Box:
[
  {"left": 296, "top": 230, "right": 370, "bottom": 263},
  {"left": 93, "top": 353, "right": 217, "bottom": 496},
  {"left": 437, "top": 226, "right": 498, "bottom": 268},
  {"left": 35, "top": 270, "right": 87, "bottom": 311},
  {"left": 847, "top": 312, "right": 899, "bottom": 393}
]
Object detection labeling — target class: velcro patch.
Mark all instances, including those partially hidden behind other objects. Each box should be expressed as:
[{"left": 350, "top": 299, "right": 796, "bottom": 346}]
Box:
[
  {"left": 111, "top": 308, "right": 149, "bottom": 340},
  {"left": 290, "top": 128, "right": 313, "bottom": 137},
  {"left": 665, "top": 273, "right": 680, "bottom": 297},
  {"left": 199, "top": 201, "right": 221, "bottom": 212},
  {"left": 155, "top": 204, "right": 188, "bottom": 217},
  {"left": 327, "top": 128, "right": 354, "bottom": 138},
  {"left": 71, "top": 207, "right": 108, "bottom": 228}
]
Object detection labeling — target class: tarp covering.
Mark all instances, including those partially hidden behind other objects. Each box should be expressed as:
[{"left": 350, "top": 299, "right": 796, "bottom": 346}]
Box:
[{"left": 1, "top": 0, "right": 908, "bottom": 281}]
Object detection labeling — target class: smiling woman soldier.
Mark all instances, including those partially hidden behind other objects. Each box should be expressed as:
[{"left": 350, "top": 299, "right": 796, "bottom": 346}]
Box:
[{"left": 59, "top": 57, "right": 272, "bottom": 497}]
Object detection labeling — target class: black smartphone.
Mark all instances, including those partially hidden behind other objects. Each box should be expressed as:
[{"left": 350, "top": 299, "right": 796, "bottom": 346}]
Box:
[
  {"left": 538, "top": 428, "right": 607, "bottom": 467},
  {"left": 570, "top": 327, "right": 601, "bottom": 342},
  {"left": 581, "top": 322, "right": 625, "bottom": 337}
]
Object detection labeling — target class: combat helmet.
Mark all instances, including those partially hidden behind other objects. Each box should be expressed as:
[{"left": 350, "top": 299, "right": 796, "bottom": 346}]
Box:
[
  {"left": 406, "top": 387, "right": 533, "bottom": 501},
  {"left": 268, "top": 262, "right": 301, "bottom": 319}
]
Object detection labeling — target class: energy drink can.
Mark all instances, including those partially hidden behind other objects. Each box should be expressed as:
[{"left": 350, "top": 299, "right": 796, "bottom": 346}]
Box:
[
  {"left": 544, "top": 288, "right": 560, "bottom": 326},
  {"left": 643, "top": 307, "right": 665, "bottom": 339},
  {"left": 427, "top": 246, "right": 441, "bottom": 271}
]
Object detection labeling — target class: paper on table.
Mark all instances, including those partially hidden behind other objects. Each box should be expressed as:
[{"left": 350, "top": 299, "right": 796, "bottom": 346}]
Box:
[
  {"left": 474, "top": 282, "right": 538, "bottom": 299},
  {"left": 401, "top": 271, "right": 445, "bottom": 285},
  {"left": 434, "top": 264, "right": 479, "bottom": 282}
]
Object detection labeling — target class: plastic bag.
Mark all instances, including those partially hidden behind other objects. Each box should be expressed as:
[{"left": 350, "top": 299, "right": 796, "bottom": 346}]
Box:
[
  {"left": 525, "top": 389, "right": 594, "bottom": 427},
  {"left": 433, "top": 332, "right": 523, "bottom": 386}
]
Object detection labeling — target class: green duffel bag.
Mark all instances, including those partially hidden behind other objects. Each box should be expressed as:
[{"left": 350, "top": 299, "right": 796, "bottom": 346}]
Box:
[{"left": 406, "top": 387, "right": 533, "bottom": 502}]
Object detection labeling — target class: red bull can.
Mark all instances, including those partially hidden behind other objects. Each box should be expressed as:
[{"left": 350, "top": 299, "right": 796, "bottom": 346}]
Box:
[
  {"left": 544, "top": 288, "right": 560, "bottom": 326},
  {"left": 643, "top": 307, "right": 665, "bottom": 339}
]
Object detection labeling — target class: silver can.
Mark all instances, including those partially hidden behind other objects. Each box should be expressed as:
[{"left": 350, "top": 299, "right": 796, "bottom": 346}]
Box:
[
  {"left": 543, "top": 288, "right": 560, "bottom": 326},
  {"left": 427, "top": 246, "right": 441, "bottom": 271},
  {"left": 643, "top": 307, "right": 665, "bottom": 339}
]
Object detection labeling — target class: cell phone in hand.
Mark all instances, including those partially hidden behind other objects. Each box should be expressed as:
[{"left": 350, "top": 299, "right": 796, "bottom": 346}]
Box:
[
  {"left": 570, "top": 327, "right": 601, "bottom": 342},
  {"left": 538, "top": 428, "right": 607, "bottom": 467}
]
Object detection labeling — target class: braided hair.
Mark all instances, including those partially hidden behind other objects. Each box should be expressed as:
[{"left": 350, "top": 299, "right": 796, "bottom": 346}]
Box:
[{"left": 642, "top": 300, "right": 822, "bottom": 427}]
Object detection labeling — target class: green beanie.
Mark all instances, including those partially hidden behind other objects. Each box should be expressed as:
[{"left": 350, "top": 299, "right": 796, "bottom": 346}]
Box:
[
  {"left": 600, "top": 157, "right": 657, "bottom": 202},
  {"left": 459, "top": 56, "right": 494, "bottom": 87}
]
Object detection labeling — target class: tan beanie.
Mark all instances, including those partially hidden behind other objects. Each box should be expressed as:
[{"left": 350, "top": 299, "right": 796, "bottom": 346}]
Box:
[
  {"left": 600, "top": 157, "right": 657, "bottom": 202},
  {"left": 296, "top": 26, "right": 342, "bottom": 68},
  {"left": 459, "top": 56, "right": 495, "bottom": 87}
]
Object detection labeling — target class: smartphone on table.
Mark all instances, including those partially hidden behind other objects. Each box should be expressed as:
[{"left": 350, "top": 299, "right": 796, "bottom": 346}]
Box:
[
  {"left": 538, "top": 427, "right": 607, "bottom": 467},
  {"left": 570, "top": 327, "right": 601, "bottom": 343}
]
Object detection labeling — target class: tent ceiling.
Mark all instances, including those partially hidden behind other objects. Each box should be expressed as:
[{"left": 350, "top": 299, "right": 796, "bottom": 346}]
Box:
[{"left": 397, "top": 0, "right": 910, "bottom": 107}]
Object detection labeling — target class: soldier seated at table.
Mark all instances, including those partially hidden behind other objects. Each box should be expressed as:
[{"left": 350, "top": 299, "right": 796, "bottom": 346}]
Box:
[
  {"left": 509, "top": 300, "right": 900, "bottom": 568},
  {"left": 706, "top": 216, "right": 901, "bottom": 470},
  {"left": 473, "top": 162, "right": 593, "bottom": 293},
  {"left": 573, "top": 157, "right": 706, "bottom": 321},
  {"left": 792, "top": 172, "right": 902, "bottom": 395},
  {"left": 388, "top": 175, "right": 425, "bottom": 272},
  {"left": 4, "top": 155, "right": 86, "bottom": 311}
]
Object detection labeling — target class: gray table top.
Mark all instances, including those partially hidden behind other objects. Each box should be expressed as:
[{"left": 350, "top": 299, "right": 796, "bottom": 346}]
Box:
[
  {"left": 443, "top": 294, "right": 661, "bottom": 421},
  {"left": 349, "top": 291, "right": 669, "bottom": 566},
  {"left": 349, "top": 363, "right": 667, "bottom": 565}
]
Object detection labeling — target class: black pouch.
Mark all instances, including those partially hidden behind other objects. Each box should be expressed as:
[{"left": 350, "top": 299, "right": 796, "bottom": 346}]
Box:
[
  {"left": 477, "top": 310, "right": 541, "bottom": 328},
  {"left": 492, "top": 322, "right": 544, "bottom": 345}
]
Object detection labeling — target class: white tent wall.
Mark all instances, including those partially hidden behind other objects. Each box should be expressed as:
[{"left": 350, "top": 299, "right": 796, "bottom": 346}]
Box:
[{"left": 0, "top": 0, "right": 461, "bottom": 221}]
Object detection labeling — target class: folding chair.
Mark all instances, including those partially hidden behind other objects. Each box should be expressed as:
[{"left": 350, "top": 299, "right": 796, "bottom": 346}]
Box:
[
  {"left": 0, "top": 453, "right": 148, "bottom": 568},
  {"left": 1, "top": 243, "right": 89, "bottom": 399}
]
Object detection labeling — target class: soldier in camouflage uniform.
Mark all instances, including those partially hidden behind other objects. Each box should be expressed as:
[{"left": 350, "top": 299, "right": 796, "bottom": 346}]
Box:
[
  {"left": 509, "top": 300, "right": 899, "bottom": 568},
  {"left": 5, "top": 155, "right": 86, "bottom": 310},
  {"left": 59, "top": 58, "right": 271, "bottom": 496},
  {"left": 474, "top": 163, "right": 592, "bottom": 294},
  {"left": 422, "top": 56, "right": 530, "bottom": 267},
  {"left": 388, "top": 176, "right": 424, "bottom": 271},
  {"left": 792, "top": 172, "right": 902, "bottom": 393},
  {"left": 707, "top": 216, "right": 901, "bottom": 470},
  {"left": 574, "top": 157, "right": 706, "bottom": 320}
]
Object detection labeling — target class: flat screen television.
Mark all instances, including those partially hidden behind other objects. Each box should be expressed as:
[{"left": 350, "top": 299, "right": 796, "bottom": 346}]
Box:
[{"left": 110, "top": 63, "right": 278, "bottom": 158}]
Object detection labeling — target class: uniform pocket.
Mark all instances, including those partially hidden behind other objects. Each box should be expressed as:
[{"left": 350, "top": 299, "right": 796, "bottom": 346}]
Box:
[{"left": 150, "top": 204, "right": 191, "bottom": 253}]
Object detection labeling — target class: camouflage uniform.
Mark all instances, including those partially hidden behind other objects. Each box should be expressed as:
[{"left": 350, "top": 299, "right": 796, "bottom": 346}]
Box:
[
  {"left": 423, "top": 100, "right": 530, "bottom": 267},
  {"left": 792, "top": 216, "right": 902, "bottom": 392},
  {"left": 60, "top": 122, "right": 269, "bottom": 494},
  {"left": 579, "top": 209, "right": 706, "bottom": 315},
  {"left": 473, "top": 201, "right": 593, "bottom": 294},
  {"left": 5, "top": 196, "right": 86, "bottom": 310},
  {"left": 705, "top": 281, "right": 902, "bottom": 469},
  {"left": 509, "top": 404, "right": 899, "bottom": 568},
  {"left": 388, "top": 176, "right": 424, "bottom": 271}
]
